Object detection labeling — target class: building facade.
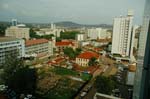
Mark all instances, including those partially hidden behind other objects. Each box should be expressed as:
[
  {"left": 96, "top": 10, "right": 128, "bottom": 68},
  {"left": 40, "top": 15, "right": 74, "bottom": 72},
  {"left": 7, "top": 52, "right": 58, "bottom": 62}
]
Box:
[
  {"left": 111, "top": 11, "right": 134, "bottom": 57},
  {"left": 5, "top": 25, "right": 30, "bottom": 40},
  {"left": 76, "top": 51, "right": 99, "bottom": 67},
  {"left": 76, "top": 34, "right": 85, "bottom": 41},
  {"left": 133, "top": 0, "right": 150, "bottom": 99},
  {"left": 25, "top": 39, "right": 53, "bottom": 58},
  {"left": 0, "top": 37, "right": 25, "bottom": 65},
  {"left": 55, "top": 41, "right": 75, "bottom": 52},
  {"left": 87, "top": 28, "right": 111, "bottom": 40}
]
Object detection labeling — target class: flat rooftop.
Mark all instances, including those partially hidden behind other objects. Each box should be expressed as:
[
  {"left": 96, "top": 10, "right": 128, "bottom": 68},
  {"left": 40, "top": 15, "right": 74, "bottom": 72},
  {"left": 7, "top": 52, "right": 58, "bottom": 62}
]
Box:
[{"left": 0, "top": 37, "right": 21, "bottom": 42}]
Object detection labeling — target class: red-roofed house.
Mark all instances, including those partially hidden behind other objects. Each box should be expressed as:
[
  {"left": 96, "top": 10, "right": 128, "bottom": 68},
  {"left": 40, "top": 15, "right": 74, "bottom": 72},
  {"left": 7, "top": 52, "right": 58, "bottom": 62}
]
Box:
[
  {"left": 25, "top": 39, "right": 53, "bottom": 57},
  {"left": 55, "top": 41, "right": 75, "bottom": 52},
  {"left": 76, "top": 51, "right": 100, "bottom": 67}
]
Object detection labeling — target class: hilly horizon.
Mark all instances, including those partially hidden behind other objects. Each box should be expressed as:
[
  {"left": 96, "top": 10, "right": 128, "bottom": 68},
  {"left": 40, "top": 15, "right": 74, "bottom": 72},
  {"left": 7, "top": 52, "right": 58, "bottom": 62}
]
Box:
[{"left": 0, "top": 21, "right": 112, "bottom": 28}]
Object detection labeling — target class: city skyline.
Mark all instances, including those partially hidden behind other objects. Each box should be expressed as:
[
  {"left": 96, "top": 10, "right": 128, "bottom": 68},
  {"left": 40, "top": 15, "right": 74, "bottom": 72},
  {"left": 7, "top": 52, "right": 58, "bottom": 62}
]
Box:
[{"left": 0, "top": 0, "right": 145, "bottom": 25}]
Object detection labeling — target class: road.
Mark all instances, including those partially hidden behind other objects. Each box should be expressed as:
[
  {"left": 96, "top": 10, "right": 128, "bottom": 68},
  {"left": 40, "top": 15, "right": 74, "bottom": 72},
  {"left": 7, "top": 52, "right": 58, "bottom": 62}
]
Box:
[{"left": 74, "top": 63, "right": 118, "bottom": 99}]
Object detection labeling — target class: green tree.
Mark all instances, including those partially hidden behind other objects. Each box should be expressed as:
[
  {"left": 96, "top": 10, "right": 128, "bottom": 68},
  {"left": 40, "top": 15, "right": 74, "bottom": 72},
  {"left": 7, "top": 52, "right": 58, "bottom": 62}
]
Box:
[
  {"left": 41, "top": 34, "right": 54, "bottom": 40},
  {"left": 95, "top": 76, "right": 115, "bottom": 95},
  {"left": 60, "top": 31, "right": 80, "bottom": 39},
  {"left": 30, "top": 28, "right": 41, "bottom": 38},
  {"left": 88, "top": 57, "right": 97, "bottom": 66},
  {"left": 75, "top": 48, "right": 82, "bottom": 56},
  {"left": 0, "top": 54, "right": 37, "bottom": 94},
  {"left": 64, "top": 47, "right": 75, "bottom": 58},
  {"left": 63, "top": 48, "right": 82, "bottom": 59}
]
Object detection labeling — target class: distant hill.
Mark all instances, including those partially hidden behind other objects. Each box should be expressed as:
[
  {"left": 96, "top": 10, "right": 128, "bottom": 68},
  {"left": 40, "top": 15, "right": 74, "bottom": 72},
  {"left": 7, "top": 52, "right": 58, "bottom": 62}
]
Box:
[
  {"left": 0, "top": 21, "right": 112, "bottom": 28},
  {"left": 55, "top": 21, "right": 112, "bottom": 28}
]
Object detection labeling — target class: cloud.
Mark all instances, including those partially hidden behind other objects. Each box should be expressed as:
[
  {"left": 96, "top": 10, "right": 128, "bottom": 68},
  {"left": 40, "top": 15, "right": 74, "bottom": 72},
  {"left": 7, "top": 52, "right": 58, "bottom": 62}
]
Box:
[{"left": 2, "top": 3, "right": 9, "bottom": 9}]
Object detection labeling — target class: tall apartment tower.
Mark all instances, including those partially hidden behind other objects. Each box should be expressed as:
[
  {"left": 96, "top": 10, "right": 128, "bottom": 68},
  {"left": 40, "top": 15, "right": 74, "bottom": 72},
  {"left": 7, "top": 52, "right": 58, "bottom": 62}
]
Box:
[
  {"left": 133, "top": 0, "right": 150, "bottom": 99},
  {"left": 111, "top": 11, "right": 134, "bottom": 57},
  {"left": 11, "top": 19, "right": 17, "bottom": 26}
]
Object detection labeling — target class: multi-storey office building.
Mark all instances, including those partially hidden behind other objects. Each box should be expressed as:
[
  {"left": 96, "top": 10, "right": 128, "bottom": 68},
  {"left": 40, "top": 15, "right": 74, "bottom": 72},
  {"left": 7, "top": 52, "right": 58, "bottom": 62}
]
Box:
[
  {"left": 5, "top": 25, "right": 30, "bottom": 40},
  {"left": 87, "top": 28, "right": 111, "bottom": 40},
  {"left": 111, "top": 11, "right": 134, "bottom": 57},
  {"left": 0, "top": 37, "right": 25, "bottom": 65},
  {"left": 133, "top": 0, "right": 150, "bottom": 99},
  {"left": 25, "top": 39, "right": 53, "bottom": 58},
  {"left": 76, "top": 34, "right": 85, "bottom": 41}
]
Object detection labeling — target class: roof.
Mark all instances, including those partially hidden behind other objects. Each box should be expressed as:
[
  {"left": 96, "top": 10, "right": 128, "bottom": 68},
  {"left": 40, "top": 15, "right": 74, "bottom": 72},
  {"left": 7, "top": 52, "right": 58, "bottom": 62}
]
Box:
[
  {"left": 25, "top": 39, "right": 49, "bottom": 46},
  {"left": 0, "top": 37, "right": 21, "bottom": 42},
  {"left": 55, "top": 41, "right": 74, "bottom": 46},
  {"left": 77, "top": 51, "right": 99, "bottom": 59}
]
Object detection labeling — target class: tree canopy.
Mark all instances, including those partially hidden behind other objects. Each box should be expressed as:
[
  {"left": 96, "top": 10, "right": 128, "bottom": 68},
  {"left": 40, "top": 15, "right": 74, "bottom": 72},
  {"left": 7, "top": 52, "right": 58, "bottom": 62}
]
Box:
[
  {"left": 88, "top": 57, "right": 97, "bottom": 66},
  {"left": 0, "top": 54, "right": 37, "bottom": 95},
  {"left": 30, "top": 28, "right": 54, "bottom": 40},
  {"left": 95, "top": 76, "right": 116, "bottom": 95},
  {"left": 63, "top": 48, "right": 82, "bottom": 59},
  {"left": 60, "top": 31, "right": 80, "bottom": 39}
]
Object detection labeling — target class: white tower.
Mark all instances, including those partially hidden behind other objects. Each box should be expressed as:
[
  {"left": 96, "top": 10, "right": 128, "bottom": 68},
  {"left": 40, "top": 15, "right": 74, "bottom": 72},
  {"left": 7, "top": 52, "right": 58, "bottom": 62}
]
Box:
[{"left": 111, "top": 11, "right": 134, "bottom": 57}]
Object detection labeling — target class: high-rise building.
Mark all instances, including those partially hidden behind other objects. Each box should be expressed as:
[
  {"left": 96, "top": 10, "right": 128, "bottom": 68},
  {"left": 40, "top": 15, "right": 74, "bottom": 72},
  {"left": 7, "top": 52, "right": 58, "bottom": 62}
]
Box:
[
  {"left": 133, "top": 0, "right": 150, "bottom": 99},
  {"left": 111, "top": 11, "right": 134, "bottom": 57},
  {"left": 0, "top": 37, "right": 25, "bottom": 65},
  {"left": 76, "top": 34, "right": 85, "bottom": 41},
  {"left": 5, "top": 25, "right": 30, "bottom": 40},
  {"left": 87, "top": 28, "right": 111, "bottom": 40},
  {"left": 11, "top": 19, "right": 17, "bottom": 26}
]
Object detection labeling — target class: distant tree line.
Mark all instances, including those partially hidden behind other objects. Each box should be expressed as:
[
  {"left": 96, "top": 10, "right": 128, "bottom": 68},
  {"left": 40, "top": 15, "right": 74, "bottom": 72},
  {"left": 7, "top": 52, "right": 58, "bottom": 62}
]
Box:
[
  {"left": 60, "top": 31, "right": 80, "bottom": 39},
  {"left": 30, "top": 28, "right": 54, "bottom": 40}
]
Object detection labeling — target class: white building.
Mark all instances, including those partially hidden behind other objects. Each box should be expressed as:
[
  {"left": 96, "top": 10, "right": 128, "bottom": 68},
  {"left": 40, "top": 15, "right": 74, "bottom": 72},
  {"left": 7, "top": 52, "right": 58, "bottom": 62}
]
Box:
[
  {"left": 0, "top": 37, "right": 25, "bottom": 65},
  {"left": 111, "top": 10, "right": 134, "bottom": 57},
  {"left": 76, "top": 51, "right": 99, "bottom": 67},
  {"left": 76, "top": 34, "right": 85, "bottom": 41},
  {"left": 87, "top": 28, "right": 111, "bottom": 40},
  {"left": 25, "top": 39, "right": 53, "bottom": 58},
  {"left": 5, "top": 25, "right": 30, "bottom": 40},
  {"left": 134, "top": 38, "right": 138, "bottom": 49},
  {"left": 36, "top": 28, "right": 63, "bottom": 37}
]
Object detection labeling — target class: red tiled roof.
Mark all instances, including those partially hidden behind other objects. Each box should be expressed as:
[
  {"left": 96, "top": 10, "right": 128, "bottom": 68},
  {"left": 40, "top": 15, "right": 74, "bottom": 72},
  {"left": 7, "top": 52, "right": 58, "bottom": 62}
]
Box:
[
  {"left": 77, "top": 51, "right": 99, "bottom": 59},
  {"left": 56, "top": 41, "right": 74, "bottom": 46},
  {"left": 94, "top": 48, "right": 103, "bottom": 51},
  {"left": 48, "top": 57, "right": 65, "bottom": 65},
  {"left": 25, "top": 39, "right": 49, "bottom": 46}
]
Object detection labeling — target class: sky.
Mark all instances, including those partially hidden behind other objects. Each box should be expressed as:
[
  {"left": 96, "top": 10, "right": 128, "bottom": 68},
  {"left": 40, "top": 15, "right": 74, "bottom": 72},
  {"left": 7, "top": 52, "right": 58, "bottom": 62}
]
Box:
[{"left": 0, "top": 0, "right": 145, "bottom": 25}]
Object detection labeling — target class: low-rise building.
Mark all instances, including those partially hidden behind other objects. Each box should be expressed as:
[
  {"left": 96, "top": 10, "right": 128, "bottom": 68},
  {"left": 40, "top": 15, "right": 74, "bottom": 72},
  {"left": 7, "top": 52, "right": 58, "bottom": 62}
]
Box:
[
  {"left": 0, "top": 37, "right": 25, "bottom": 65},
  {"left": 25, "top": 39, "right": 53, "bottom": 58},
  {"left": 55, "top": 41, "right": 75, "bottom": 52},
  {"left": 5, "top": 25, "right": 30, "bottom": 40},
  {"left": 76, "top": 51, "right": 100, "bottom": 67}
]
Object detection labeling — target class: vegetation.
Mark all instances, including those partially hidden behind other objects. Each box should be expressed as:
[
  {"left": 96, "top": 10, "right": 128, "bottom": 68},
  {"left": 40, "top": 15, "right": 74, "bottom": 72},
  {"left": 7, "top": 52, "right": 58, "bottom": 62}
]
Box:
[
  {"left": 52, "top": 67, "right": 78, "bottom": 76},
  {"left": 88, "top": 57, "right": 97, "bottom": 66},
  {"left": 0, "top": 23, "right": 9, "bottom": 36},
  {"left": 60, "top": 31, "right": 80, "bottom": 39},
  {"left": 0, "top": 54, "right": 37, "bottom": 95},
  {"left": 36, "top": 67, "right": 85, "bottom": 99},
  {"left": 63, "top": 48, "right": 82, "bottom": 58},
  {"left": 95, "top": 76, "right": 116, "bottom": 95},
  {"left": 30, "top": 28, "right": 54, "bottom": 40},
  {"left": 52, "top": 67, "right": 92, "bottom": 81},
  {"left": 39, "top": 78, "right": 82, "bottom": 99}
]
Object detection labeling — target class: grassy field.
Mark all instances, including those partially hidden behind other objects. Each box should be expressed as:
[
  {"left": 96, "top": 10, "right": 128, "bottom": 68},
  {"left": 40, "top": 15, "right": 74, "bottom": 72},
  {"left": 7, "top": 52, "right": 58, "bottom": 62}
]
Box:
[
  {"left": 52, "top": 67, "right": 92, "bottom": 81},
  {"left": 36, "top": 67, "right": 92, "bottom": 99}
]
